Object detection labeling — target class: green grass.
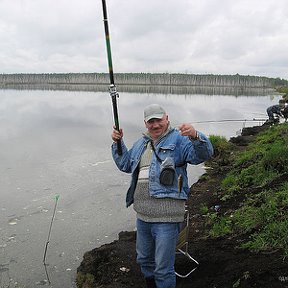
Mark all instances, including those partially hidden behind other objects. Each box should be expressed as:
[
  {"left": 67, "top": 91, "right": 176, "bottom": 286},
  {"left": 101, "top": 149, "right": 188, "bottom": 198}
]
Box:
[
  {"left": 210, "top": 183, "right": 288, "bottom": 255},
  {"left": 209, "top": 135, "right": 234, "bottom": 158},
  {"left": 219, "top": 124, "right": 288, "bottom": 198},
  {"left": 208, "top": 123, "right": 288, "bottom": 256}
]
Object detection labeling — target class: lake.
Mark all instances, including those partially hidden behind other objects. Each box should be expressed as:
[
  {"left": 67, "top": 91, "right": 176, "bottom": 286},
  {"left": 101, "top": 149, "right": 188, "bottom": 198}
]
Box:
[{"left": 0, "top": 87, "right": 281, "bottom": 287}]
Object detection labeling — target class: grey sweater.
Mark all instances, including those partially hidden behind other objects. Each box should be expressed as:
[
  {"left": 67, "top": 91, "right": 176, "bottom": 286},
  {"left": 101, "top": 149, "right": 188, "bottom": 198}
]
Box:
[{"left": 133, "top": 141, "right": 185, "bottom": 223}]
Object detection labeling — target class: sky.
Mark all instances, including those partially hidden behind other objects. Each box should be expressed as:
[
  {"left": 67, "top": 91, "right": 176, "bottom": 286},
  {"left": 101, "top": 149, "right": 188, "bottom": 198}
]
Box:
[{"left": 0, "top": 0, "right": 287, "bottom": 79}]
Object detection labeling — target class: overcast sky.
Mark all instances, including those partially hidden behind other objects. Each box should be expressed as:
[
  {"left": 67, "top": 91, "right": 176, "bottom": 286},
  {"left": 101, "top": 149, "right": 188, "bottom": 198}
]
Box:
[{"left": 0, "top": 0, "right": 287, "bottom": 79}]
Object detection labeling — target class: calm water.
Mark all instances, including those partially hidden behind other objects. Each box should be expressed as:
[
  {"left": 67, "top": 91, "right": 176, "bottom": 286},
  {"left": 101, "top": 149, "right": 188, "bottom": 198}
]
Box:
[{"left": 0, "top": 88, "right": 281, "bottom": 287}]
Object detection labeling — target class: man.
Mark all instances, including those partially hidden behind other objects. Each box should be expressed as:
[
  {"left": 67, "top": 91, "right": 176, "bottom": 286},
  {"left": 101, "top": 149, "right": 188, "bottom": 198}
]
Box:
[
  {"left": 266, "top": 99, "right": 286, "bottom": 123},
  {"left": 111, "top": 104, "right": 213, "bottom": 288}
]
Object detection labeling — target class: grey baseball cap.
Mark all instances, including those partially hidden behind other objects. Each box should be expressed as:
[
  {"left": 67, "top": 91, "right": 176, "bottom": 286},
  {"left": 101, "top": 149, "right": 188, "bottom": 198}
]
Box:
[{"left": 144, "top": 104, "right": 166, "bottom": 121}]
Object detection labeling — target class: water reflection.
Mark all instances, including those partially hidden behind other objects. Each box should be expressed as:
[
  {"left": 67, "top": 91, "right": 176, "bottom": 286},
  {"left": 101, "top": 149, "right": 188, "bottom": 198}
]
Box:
[
  {"left": 0, "top": 83, "right": 277, "bottom": 96},
  {"left": 0, "top": 88, "right": 282, "bottom": 288}
]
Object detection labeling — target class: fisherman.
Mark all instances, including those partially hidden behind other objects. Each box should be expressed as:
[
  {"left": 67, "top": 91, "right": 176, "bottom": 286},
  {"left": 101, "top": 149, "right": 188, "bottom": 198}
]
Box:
[
  {"left": 266, "top": 99, "right": 286, "bottom": 124},
  {"left": 111, "top": 104, "right": 213, "bottom": 288}
]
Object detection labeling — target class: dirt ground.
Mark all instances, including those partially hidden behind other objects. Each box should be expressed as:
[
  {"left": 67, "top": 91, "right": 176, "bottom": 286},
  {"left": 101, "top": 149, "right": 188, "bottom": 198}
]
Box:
[{"left": 76, "top": 125, "right": 288, "bottom": 288}]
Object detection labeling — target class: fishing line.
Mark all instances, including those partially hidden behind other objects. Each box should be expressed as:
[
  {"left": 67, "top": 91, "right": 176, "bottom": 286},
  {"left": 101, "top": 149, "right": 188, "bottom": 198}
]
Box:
[
  {"left": 190, "top": 118, "right": 267, "bottom": 124},
  {"left": 43, "top": 195, "right": 60, "bottom": 285}
]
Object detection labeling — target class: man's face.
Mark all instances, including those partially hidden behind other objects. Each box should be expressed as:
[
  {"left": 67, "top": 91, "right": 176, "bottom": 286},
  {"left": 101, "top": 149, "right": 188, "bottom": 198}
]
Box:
[{"left": 145, "top": 114, "right": 169, "bottom": 140}]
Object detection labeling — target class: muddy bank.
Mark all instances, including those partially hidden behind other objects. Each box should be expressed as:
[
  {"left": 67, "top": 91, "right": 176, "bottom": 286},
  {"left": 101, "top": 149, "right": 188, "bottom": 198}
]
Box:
[{"left": 76, "top": 124, "right": 288, "bottom": 288}]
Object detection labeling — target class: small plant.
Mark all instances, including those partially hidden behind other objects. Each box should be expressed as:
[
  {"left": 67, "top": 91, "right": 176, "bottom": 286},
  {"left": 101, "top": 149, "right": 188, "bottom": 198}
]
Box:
[
  {"left": 200, "top": 204, "right": 209, "bottom": 215},
  {"left": 220, "top": 174, "right": 240, "bottom": 200},
  {"left": 209, "top": 215, "right": 233, "bottom": 237},
  {"left": 209, "top": 135, "right": 234, "bottom": 158},
  {"left": 233, "top": 206, "right": 261, "bottom": 233},
  {"left": 199, "top": 173, "right": 210, "bottom": 181},
  {"left": 76, "top": 272, "right": 95, "bottom": 288}
]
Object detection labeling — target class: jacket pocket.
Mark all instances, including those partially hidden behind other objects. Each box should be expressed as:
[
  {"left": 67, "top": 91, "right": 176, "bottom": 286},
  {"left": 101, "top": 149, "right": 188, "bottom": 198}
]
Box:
[{"left": 158, "top": 144, "right": 176, "bottom": 158}]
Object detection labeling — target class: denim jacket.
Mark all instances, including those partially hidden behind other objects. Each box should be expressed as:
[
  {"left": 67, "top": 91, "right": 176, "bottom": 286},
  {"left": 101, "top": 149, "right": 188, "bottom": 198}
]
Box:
[{"left": 112, "top": 128, "right": 213, "bottom": 207}]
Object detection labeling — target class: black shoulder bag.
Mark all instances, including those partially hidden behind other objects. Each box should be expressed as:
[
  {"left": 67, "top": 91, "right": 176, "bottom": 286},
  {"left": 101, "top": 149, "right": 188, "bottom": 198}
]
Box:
[{"left": 150, "top": 141, "right": 175, "bottom": 186}]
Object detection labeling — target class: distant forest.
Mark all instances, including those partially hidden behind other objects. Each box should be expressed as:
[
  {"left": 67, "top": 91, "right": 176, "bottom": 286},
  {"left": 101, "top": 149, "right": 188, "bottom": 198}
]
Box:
[{"left": 0, "top": 73, "right": 287, "bottom": 88}]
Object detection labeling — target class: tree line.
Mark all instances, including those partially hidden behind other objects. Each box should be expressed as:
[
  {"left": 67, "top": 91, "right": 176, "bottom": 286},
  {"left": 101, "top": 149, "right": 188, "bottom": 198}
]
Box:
[{"left": 0, "top": 73, "right": 287, "bottom": 88}]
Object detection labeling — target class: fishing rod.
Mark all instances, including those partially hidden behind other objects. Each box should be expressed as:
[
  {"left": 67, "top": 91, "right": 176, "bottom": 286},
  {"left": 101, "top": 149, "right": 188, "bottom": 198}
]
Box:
[
  {"left": 43, "top": 195, "right": 60, "bottom": 285},
  {"left": 191, "top": 118, "right": 267, "bottom": 124},
  {"left": 101, "top": 0, "right": 122, "bottom": 155}
]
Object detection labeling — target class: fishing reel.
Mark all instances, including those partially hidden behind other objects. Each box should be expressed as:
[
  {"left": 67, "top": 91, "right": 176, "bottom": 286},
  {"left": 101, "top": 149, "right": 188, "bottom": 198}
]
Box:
[{"left": 109, "top": 84, "right": 119, "bottom": 98}]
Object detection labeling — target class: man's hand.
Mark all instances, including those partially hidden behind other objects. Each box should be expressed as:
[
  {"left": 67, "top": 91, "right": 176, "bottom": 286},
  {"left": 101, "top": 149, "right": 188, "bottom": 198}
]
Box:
[
  {"left": 111, "top": 126, "right": 123, "bottom": 142},
  {"left": 178, "top": 123, "right": 198, "bottom": 139}
]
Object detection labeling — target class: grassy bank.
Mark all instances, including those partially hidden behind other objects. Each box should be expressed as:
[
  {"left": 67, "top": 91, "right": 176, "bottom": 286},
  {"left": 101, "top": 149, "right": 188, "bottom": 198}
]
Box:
[{"left": 208, "top": 122, "right": 288, "bottom": 258}]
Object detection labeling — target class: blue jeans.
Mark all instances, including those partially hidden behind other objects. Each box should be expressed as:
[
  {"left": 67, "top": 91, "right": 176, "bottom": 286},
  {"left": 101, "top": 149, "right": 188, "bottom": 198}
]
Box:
[{"left": 136, "top": 219, "right": 180, "bottom": 288}]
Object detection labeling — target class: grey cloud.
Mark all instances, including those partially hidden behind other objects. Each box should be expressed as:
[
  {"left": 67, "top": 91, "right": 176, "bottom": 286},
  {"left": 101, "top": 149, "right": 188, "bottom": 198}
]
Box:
[{"left": 0, "top": 0, "right": 287, "bottom": 78}]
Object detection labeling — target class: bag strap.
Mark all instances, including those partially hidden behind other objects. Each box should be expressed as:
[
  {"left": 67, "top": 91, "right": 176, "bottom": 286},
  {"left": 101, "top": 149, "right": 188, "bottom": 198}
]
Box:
[{"left": 150, "top": 141, "right": 163, "bottom": 163}]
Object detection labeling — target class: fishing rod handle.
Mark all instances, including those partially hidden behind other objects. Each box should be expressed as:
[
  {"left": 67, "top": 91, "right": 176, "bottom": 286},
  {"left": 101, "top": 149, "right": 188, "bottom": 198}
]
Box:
[{"left": 116, "top": 139, "right": 122, "bottom": 155}]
